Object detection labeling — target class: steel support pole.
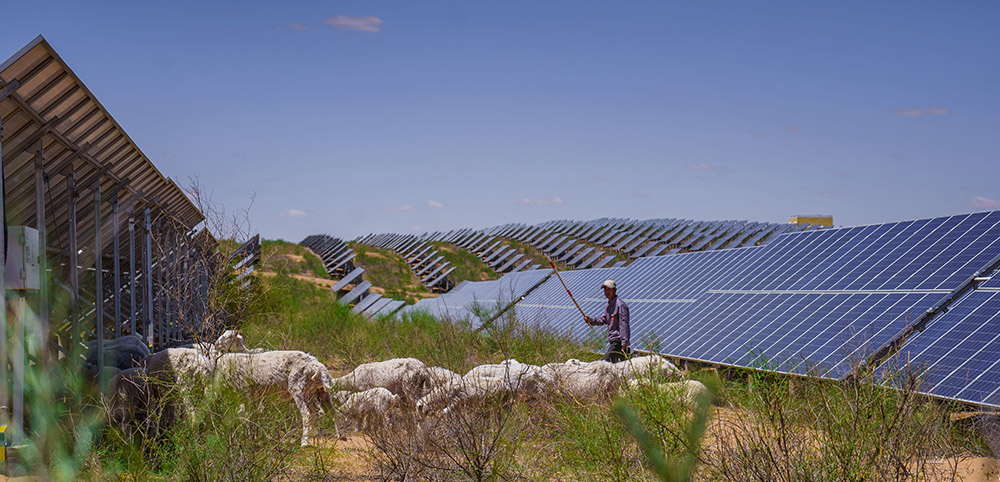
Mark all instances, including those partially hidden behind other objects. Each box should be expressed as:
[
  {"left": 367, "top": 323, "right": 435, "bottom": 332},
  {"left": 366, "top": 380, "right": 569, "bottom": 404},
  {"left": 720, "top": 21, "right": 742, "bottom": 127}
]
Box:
[
  {"left": 34, "top": 141, "right": 49, "bottom": 362},
  {"left": 0, "top": 109, "right": 8, "bottom": 427},
  {"left": 156, "top": 220, "right": 164, "bottom": 348},
  {"left": 144, "top": 208, "right": 152, "bottom": 348},
  {"left": 68, "top": 172, "right": 79, "bottom": 357},
  {"left": 129, "top": 213, "right": 136, "bottom": 336},
  {"left": 94, "top": 184, "right": 105, "bottom": 390},
  {"left": 113, "top": 198, "right": 120, "bottom": 337}
]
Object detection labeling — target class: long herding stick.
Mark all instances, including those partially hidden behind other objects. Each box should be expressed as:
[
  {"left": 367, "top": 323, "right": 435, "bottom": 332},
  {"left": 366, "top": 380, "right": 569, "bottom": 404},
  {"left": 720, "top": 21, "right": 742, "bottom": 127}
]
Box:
[{"left": 548, "top": 258, "right": 589, "bottom": 323}]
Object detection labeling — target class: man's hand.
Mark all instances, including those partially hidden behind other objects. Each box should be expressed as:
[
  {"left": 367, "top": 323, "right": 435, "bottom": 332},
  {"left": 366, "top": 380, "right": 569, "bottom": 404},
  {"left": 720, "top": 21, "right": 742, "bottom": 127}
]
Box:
[{"left": 584, "top": 316, "right": 592, "bottom": 326}]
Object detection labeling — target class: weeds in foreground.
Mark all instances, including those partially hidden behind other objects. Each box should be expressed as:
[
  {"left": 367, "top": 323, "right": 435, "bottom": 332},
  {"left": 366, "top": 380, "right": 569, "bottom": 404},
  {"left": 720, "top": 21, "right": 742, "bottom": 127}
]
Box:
[{"left": 95, "top": 375, "right": 309, "bottom": 481}]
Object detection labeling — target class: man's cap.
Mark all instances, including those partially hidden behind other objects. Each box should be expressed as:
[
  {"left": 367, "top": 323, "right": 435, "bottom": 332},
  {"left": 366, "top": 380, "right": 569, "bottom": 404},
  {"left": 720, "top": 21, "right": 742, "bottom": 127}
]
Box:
[{"left": 602, "top": 279, "right": 616, "bottom": 290}]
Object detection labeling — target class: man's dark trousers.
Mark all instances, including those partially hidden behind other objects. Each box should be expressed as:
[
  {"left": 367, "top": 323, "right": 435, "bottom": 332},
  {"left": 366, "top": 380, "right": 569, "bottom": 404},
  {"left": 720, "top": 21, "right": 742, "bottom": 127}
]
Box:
[{"left": 604, "top": 339, "right": 631, "bottom": 363}]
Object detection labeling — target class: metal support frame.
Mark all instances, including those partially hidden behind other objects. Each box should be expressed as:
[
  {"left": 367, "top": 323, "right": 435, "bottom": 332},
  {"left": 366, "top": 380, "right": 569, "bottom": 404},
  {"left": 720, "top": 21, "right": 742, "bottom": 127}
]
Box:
[
  {"left": 94, "top": 184, "right": 105, "bottom": 390},
  {"left": 34, "top": 140, "right": 49, "bottom": 362},
  {"left": 143, "top": 208, "right": 152, "bottom": 347},
  {"left": 129, "top": 213, "right": 136, "bottom": 336},
  {"left": 113, "top": 197, "right": 120, "bottom": 337},
  {"left": 0, "top": 107, "right": 7, "bottom": 430},
  {"left": 68, "top": 171, "right": 79, "bottom": 355}
]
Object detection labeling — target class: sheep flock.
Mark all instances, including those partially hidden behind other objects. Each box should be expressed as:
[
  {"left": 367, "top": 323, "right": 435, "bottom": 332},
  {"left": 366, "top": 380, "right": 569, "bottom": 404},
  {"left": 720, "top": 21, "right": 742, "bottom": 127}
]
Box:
[{"left": 98, "top": 331, "right": 707, "bottom": 447}]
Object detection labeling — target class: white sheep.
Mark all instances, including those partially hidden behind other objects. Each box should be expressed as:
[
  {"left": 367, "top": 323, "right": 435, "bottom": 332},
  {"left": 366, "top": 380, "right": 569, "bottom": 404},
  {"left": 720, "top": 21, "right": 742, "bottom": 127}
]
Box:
[
  {"left": 538, "top": 359, "right": 619, "bottom": 401},
  {"left": 423, "top": 366, "right": 462, "bottom": 393},
  {"left": 139, "top": 347, "right": 215, "bottom": 418},
  {"left": 464, "top": 359, "right": 547, "bottom": 397},
  {"left": 615, "top": 355, "right": 682, "bottom": 382},
  {"left": 335, "top": 387, "right": 399, "bottom": 430},
  {"left": 415, "top": 376, "right": 509, "bottom": 416},
  {"left": 334, "top": 358, "right": 430, "bottom": 401},
  {"left": 215, "top": 350, "right": 334, "bottom": 446}
]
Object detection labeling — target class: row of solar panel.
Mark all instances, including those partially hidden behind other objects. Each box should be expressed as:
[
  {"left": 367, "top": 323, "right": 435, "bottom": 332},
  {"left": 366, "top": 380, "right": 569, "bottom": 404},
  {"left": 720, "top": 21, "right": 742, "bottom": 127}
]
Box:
[
  {"left": 353, "top": 233, "right": 456, "bottom": 291},
  {"left": 400, "top": 210, "right": 1000, "bottom": 409},
  {"left": 300, "top": 234, "right": 406, "bottom": 317}
]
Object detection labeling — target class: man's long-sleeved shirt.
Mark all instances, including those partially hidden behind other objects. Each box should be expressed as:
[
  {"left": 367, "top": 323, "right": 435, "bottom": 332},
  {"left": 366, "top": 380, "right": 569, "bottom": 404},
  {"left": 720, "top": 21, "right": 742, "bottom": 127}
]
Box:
[{"left": 590, "top": 295, "right": 630, "bottom": 346}]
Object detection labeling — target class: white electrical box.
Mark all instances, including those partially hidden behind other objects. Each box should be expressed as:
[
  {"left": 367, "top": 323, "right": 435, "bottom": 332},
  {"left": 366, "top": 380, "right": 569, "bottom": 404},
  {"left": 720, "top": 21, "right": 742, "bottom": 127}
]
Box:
[{"left": 5, "top": 226, "right": 40, "bottom": 291}]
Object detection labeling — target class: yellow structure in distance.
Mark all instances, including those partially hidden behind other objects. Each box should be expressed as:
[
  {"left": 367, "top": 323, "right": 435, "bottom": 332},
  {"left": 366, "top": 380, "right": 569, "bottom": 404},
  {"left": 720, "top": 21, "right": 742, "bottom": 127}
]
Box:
[{"left": 790, "top": 215, "right": 833, "bottom": 227}]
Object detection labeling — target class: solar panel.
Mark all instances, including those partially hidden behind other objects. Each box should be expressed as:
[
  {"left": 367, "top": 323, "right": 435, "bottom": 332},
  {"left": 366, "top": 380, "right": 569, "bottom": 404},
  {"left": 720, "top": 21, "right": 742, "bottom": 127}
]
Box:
[
  {"left": 338, "top": 281, "right": 371, "bottom": 305},
  {"left": 511, "top": 211, "right": 1000, "bottom": 382},
  {"left": 878, "top": 290, "right": 1000, "bottom": 407},
  {"left": 412, "top": 269, "right": 551, "bottom": 324},
  {"left": 352, "top": 293, "right": 383, "bottom": 313},
  {"left": 331, "top": 267, "right": 364, "bottom": 292},
  {"left": 363, "top": 297, "right": 395, "bottom": 316}
]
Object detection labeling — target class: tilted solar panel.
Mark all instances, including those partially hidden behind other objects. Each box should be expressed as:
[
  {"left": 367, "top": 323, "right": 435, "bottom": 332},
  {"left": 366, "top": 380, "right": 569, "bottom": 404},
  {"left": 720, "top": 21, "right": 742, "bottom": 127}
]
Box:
[
  {"left": 878, "top": 290, "right": 1000, "bottom": 407},
  {"left": 511, "top": 211, "right": 1000, "bottom": 381}
]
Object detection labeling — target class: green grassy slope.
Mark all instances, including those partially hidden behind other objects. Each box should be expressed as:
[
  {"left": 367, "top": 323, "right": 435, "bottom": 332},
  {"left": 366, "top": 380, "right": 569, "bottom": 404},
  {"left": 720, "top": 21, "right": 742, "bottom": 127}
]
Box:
[
  {"left": 430, "top": 241, "right": 498, "bottom": 284},
  {"left": 349, "top": 242, "right": 433, "bottom": 303},
  {"left": 262, "top": 239, "right": 328, "bottom": 278}
]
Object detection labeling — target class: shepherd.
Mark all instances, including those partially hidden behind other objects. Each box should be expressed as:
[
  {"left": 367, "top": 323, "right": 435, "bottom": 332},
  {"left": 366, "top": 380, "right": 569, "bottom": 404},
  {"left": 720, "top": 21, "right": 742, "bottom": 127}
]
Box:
[{"left": 584, "top": 279, "right": 631, "bottom": 363}]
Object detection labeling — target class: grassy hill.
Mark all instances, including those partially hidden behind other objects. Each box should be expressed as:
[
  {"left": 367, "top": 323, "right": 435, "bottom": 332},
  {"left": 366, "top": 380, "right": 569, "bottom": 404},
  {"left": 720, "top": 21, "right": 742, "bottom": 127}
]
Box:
[
  {"left": 349, "top": 242, "right": 434, "bottom": 303},
  {"left": 430, "top": 241, "right": 498, "bottom": 283}
]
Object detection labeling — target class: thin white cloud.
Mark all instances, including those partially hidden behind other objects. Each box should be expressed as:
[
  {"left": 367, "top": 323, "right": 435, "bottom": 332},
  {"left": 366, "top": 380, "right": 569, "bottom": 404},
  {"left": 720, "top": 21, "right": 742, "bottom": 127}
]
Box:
[
  {"left": 971, "top": 196, "right": 1000, "bottom": 209},
  {"left": 787, "top": 125, "right": 800, "bottom": 134},
  {"left": 747, "top": 130, "right": 769, "bottom": 137},
  {"left": 280, "top": 208, "right": 306, "bottom": 217},
  {"left": 392, "top": 204, "right": 414, "bottom": 212},
  {"left": 894, "top": 106, "right": 952, "bottom": 117},
  {"left": 324, "top": 15, "right": 384, "bottom": 32},
  {"left": 286, "top": 22, "right": 309, "bottom": 31},
  {"left": 427, "top": 200, "right": 445, "bottom": 208},
  {"left": 518, "top": 197, "right": 564, "bottom": 206},
  {"left": 687, "top": 163, "right": 714, "bottom": 171}
]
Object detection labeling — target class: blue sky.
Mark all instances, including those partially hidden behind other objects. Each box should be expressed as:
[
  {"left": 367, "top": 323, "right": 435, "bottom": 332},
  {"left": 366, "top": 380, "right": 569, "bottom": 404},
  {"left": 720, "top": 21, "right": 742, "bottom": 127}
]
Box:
[{"left": 3, "top": 2, "right": 999, "bottom": 241}]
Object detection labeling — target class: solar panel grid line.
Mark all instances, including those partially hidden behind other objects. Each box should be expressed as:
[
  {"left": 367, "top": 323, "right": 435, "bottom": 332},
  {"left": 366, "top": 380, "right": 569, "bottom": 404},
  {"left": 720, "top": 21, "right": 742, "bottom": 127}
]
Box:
[
  {"left": 797, "top": 224, "right": 894, "bottom": 291},
  {"left": 512, "top": 259, "right": 532, "bottom": 272},
  {"left": 791, "top": 294, "right": 930, "bottom": 377},
  {"left": 660, "top": 253, "right": 792, "bottom": 358},
  {"left": 884, "top": 292, "right": 1000, "bottom": 401},
  {"left": 815, "top": 223, "right": 922, "bottom": 291},
  {"left": 923, "top": 214, "right": 1000, "bottom": 290},
  {"left": 769, "top": 226, "right": 871, "bottom": 291},
  {"left": 747, "top": 228, "right": 844, "bottom": 291},
  {"left": 719, "top": 230, "right": 811, "bottom": 291},
  {"left": 775, "top": 293, "right": 933, "bottom": 376},
  {"left": 845, "top": 218, "right": 938, "bottom": 291},
  {"left": 873, "top": 213, "right": 991, "bottom": 291}
]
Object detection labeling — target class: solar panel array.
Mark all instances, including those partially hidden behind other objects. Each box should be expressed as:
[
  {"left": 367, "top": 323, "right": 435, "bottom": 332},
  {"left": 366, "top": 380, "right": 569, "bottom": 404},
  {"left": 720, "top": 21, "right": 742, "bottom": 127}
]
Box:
[
  {"left": 355, "top": 233, "right": 457, "bottom": 291},
  {"left": 878, "top": 261, "right": 1000, "bottom": 408},
  {"left": 404, "top": 211, "right": 1000, "bottom": 410},
  {"left": 301, "top": 234, "right": 407, "bottom": 317}
]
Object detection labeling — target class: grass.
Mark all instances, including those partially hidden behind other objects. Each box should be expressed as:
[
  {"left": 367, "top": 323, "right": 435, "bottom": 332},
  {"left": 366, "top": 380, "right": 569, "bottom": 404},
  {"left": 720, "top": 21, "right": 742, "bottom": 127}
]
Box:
[
  {"left": 430, "top": 241, "right": 499, "bottom": 284},
  {"left": 239, "top": 272, "right": 600, "bottom": 372},
  {"left": 262, "top": 239, "right": 328, "bottom": 278},
  {"left": 348, "top": 242, "right": 433, "bottom": 304},
  {"left": 71, "top": 245, "right": 994, "bottom": 481}
]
